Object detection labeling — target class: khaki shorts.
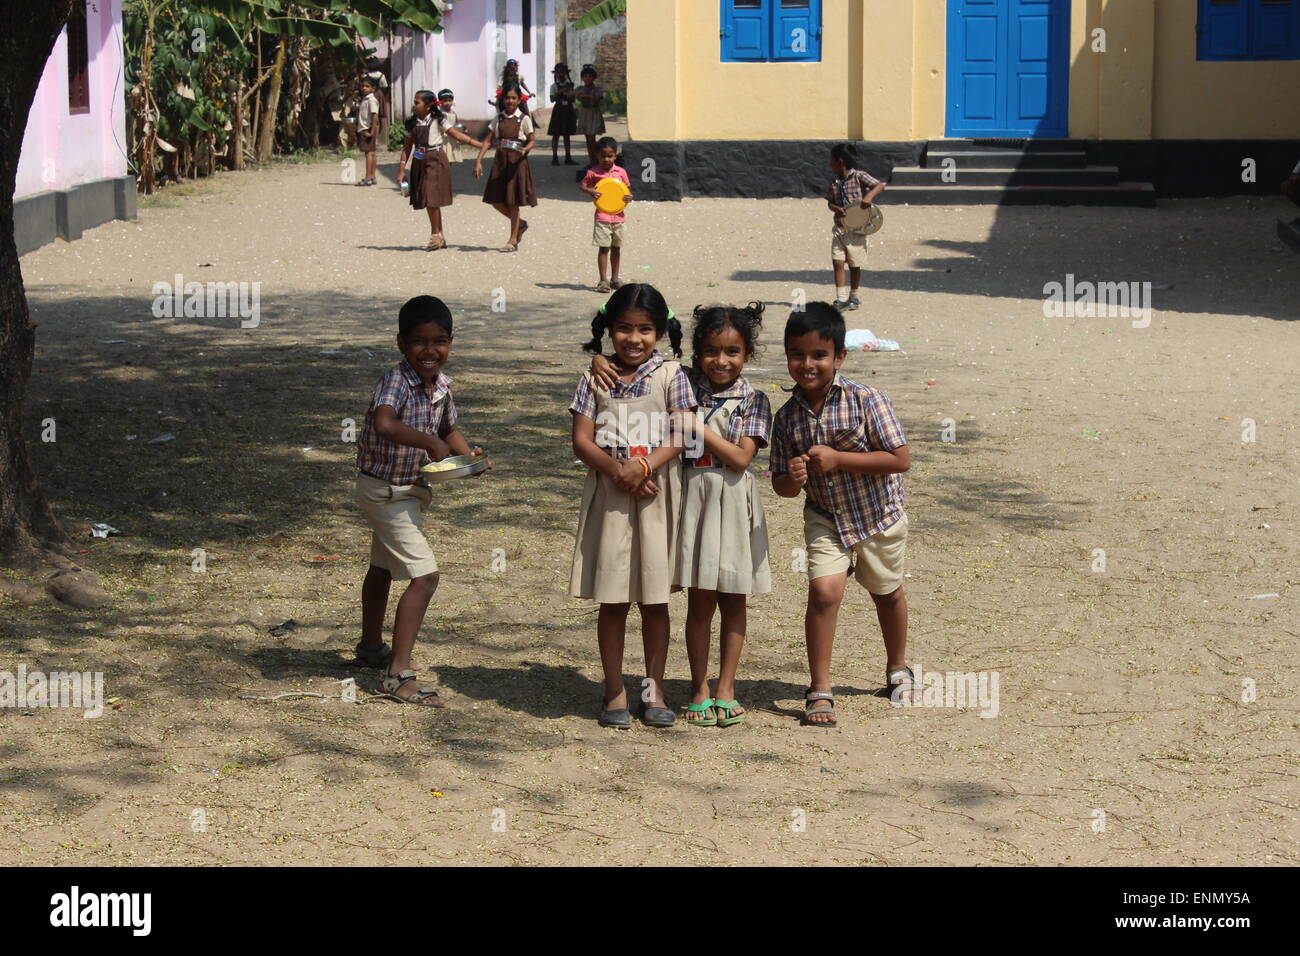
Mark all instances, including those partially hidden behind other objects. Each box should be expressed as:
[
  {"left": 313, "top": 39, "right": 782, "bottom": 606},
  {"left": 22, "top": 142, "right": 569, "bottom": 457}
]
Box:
[
  {"left": 355, "top": 473, "right": 438, "bottom": 580},
  {"left": 804, "top": 506, "right": 907, "bottom": 594},
  {"left": 831, "top": 224, "right": 867, "bottom": 268},
  {"left": 593, "top": 220, "right": 624, "bottom": 248}
]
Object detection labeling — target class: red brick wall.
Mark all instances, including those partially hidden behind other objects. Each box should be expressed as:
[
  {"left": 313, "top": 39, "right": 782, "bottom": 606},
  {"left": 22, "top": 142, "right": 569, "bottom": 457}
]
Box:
[{"left": 565, "top": 0, "right": 626, "bottom": 96}]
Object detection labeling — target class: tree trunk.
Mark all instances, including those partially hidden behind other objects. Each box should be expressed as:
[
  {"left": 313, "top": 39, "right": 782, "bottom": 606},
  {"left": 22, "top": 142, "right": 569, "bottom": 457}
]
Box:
[
  {"left": 0, "top": 0, "right": 77, "bottom": 558},
  {"left": 256, "top": 37, "right": 287, "bottom": 164},
  {"left": 230, "top": 77, "right": 245, "bottom": 170}
]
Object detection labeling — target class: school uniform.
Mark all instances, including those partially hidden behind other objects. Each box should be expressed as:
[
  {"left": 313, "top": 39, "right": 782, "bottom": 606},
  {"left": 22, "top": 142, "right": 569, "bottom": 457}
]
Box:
[
  {"left": 827, "top": 168, "right": 882, "bottom": 269},
  {"left": 355, "top": 362, "right": 458, "bottom": 580},
  {"left": 440, "top": 108, "right": 463, "bottom": 164},
  {"left": 482, "top": 110, "right": 538, "bottom": 208},
  {"left": 575, "top": 85, "right": 605, "bottom": 136},
  {"left": 582, "top": 163, "right": 630, "bottom": 247},
  {"left": 406, "top": 114, "right": 455, "bottom": 210},
  {"left": 569, "top": 352, "right": 698, "bottom": 605},
  {"left": 357, "top": 92, "right": 381, "bottom": 153},
  {"left": 770, "top": 375, "right": 908, "bottom": 594},
  {"left": 548, "top": 81, "right": 577, "bottom": 135},
  {"left": 675, "top": 371, "right": 773, "bottom": 595}
]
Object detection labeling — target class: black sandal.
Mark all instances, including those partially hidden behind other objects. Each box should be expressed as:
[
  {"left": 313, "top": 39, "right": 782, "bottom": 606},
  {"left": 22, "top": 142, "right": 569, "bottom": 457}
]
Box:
[
  {"left": 598, "top": 699, "right": 631, "bottom": 729},
  {"left": 353, "top": 640, "right": 391, "bottom": 668},
  {"left": 802, "top": 688, "right": 837, "bottom": 728}
]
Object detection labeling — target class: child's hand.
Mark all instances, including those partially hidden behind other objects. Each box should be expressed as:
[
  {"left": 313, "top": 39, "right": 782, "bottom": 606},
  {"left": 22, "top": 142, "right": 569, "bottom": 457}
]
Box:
[
  {"left": 860, "top": 199, "right": 873, "bottom": 209},
  {"left": 789, "top": 455, "right": 810, "bottom": 486},
  {"left": 829, "top": 204, "right": 845, "bottom": 216},
  {"left": 427, "top": 434, "right": 453, "bottom": 462},
  {"left": 634, "top": 477, "right": 660, "bottom": 498},
  {"left": 473, "top": 162, "right": 484, "bottom": 179},
  {"left": 614, "top": 458, "right": 647, "bottom": 493},
  {"left": 470, "top": 446, "right": 490, "bottom": 475},
  {"left": 590, "top": 353, "right": 620, "bottom": 391},
  {"left": 806, "top": 445, "right": 839, "bottom": 474}
]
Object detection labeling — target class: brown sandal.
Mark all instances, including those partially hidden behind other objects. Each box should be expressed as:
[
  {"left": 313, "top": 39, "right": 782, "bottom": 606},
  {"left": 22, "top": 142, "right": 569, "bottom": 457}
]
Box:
[
  {"left": 378, "top": 669, "right": 445, "bottom": 707},
  {"left": 498, "top": 242, "right": 518, "bottom": 253},
  {"left": 425, "top": 235, "right": 447, "bottom": 251}
]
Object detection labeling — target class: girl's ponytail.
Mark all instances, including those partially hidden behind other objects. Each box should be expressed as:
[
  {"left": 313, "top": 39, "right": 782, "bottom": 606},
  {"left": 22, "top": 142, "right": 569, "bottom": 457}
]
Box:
[
  {"left": 667, "top": 314, "right": 684, "bottom": 359},
  {"left": 582, "top": 309, "right": 610, "bottom": 354}
]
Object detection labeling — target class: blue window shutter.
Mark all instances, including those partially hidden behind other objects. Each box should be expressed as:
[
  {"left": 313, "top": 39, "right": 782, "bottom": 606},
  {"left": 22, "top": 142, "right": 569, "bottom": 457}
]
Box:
[
  {"left": 1250, "top": 0, "right": 1300, "bottom": 58},
  {"left": 1198, "top": 0, "right": 1250, "bottom": 59},
  {"left": 722, "top": 1, "right": 769, "bottom": 62},
  {"left": 772, "top": 0, "right": 821, "bottom": 61}
]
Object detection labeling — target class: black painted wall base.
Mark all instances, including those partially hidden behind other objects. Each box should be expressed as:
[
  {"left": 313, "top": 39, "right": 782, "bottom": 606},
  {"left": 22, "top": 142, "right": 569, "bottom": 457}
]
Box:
[
  {"left": 623, "top": 139, "right": 1300, "bottom": 202},
  {"left": 15, "top": 175, "right": 137, "bottom": 256}
]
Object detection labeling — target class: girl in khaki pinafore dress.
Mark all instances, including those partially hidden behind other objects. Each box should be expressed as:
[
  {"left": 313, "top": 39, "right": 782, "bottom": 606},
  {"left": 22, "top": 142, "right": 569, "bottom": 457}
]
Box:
[
  {"left": 474, "top": 85, "right": 537, "bottom": 253},
  {"left": 569, "top": 284, "right": 695, "bottom": 729},
  {"left": 397, "top": 91, "right": 482, "bottom": 251}
]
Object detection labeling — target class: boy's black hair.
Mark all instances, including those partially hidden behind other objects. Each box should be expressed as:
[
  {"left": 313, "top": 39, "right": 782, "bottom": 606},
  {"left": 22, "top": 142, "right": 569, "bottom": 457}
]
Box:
[
  {"left": 580, "top": 63, "right": 597, "bottom": 78},
  {"left": 437, "top": 88, "right": 454, "bottom": 100},
  {"left": 583, "top": 283, "right": 683, "bottom": 358},
  {"left": 398, "top": 295, "right": 453, "bottom": 339},
  {"left": 830, "top": 143, "right": 858, "bottom": 168},
  {"left": 595, "top": 136, "right": 618, "bottom": 155},
  {"left": 784, "top": 302, "right": 845, "bottom": 352},
  {"left": 361, "top": 76, "right": 377, "bottom": 89},
  {"left": 691, "top": 302, "right": 764, "bottom": 362}
]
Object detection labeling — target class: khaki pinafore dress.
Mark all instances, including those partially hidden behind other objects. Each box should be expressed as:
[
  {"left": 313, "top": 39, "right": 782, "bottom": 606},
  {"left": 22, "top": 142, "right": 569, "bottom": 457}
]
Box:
[
  {"left": 674, "top": 395, "right": 772, "bottom": 595},
  {"left": 569, "top": 363, "right": 685, "bottom": 605}
]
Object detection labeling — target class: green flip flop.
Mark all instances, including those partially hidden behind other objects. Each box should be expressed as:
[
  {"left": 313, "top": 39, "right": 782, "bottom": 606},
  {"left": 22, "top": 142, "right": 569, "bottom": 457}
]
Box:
[
  {"left": 713, "top": 698, "right": 746, "bottom": 727},
  {"left": 685, "top": 697, "right": 716, "bottom": 727}
]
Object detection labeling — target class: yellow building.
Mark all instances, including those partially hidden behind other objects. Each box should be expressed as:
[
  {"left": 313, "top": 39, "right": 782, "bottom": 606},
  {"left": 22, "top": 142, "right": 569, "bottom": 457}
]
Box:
[{"left": 623, "top": 0, "right": 1300, "bottom": 201}]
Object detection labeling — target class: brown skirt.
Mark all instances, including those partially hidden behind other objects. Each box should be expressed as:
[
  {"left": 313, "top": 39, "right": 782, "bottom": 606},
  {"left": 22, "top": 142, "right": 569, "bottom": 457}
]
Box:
[
  {"left": 482, "top": 149, "right": 538, "bottom": 208},
  {"left": 409, "top": 149, "right": 453, "bottom": 210}
]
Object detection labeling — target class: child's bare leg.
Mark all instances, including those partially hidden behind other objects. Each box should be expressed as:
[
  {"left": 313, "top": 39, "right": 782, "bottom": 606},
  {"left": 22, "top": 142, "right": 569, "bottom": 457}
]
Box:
[
  {"left": 596, "top": 246, "right": 610, "bottom": 282},
  {"left": 684, "top": 588, "right": 718, "bottom": 719},
  {"left": 872, "top": 584, "right": 908, "bottom": 670},
  {"left": 714, "top": 592, "right": 747, "bottom": 713},
  {"left": 425, "top": 208, "right": 438, "bottom": 235},
  {"left": 597, "top": 602, "right": 631, "bottom": 708},
  {"left": 552, "top": 135, "right": 560, "bottom": 160},
  {"left": 387, "top": 572, "right": 438, "bottom": 698},
  {"left": 366, "top": 149, "right": 377, "bottom": 180},
  {"left": 833, "top": 260, "right": 847, "bottom": 290},
  {"left": 638, "top": 602, "right": 670, "bottom": 708},
  {"left": 564, "top": 135, "right": 573, "bottom": 161},
  {"left": 609, "top": 246, "right": 621, "bottom": 284},
  {"left": 849, "top": 266, "right": 862, "bottom": 294},
  {"left": 586, "top": 134, "right": 597, "bottom": 161},
  {"left": 360, "top": 563, "right": 391, "bottom": 648},
  {"left": 805, "top": 572, "right": 847, "bottom": 724}
]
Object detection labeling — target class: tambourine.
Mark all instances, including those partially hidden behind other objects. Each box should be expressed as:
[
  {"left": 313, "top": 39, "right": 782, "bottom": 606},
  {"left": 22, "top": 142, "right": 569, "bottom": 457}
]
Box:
[{"left": 841, "top": 203, "right": 884, "bottom": 236}]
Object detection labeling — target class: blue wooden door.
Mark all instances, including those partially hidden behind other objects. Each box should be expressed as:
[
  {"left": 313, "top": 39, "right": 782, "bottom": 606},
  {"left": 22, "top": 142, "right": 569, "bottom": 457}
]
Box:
[{"left": 946, "top": 0, "right": 1070, "bottom": 137}]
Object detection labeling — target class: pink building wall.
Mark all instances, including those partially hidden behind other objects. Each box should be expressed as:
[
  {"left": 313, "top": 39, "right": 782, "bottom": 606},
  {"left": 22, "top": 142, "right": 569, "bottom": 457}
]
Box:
[{"left": 15, "top": 0, "right": 128, "bottom": 201}]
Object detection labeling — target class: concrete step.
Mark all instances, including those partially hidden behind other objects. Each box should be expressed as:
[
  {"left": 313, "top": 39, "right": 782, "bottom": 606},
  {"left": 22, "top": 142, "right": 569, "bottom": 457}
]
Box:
[
  {"left": 885, "top": 182, "right": 1157, "bottom": 207},
  {"left": 925, "top": 149, "right": 1088, "bottom": 169},
  {"left": 1279, "top": 217, "right": 1300, "bottom": 252},
  {"left": 891, "top": 165, "right": 1120, "bottom": 187},
  {"left": 927, "top": 138, "right": 1080, "bottom": 152}
]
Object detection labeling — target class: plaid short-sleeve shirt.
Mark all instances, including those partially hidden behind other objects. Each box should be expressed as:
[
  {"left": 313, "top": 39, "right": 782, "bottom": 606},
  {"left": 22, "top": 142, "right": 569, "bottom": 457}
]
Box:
[
  {"left": 688, "top": 370, "right": 772, "bottom": 448},
  {"left": 569, "top": 351, "right": 698, "bottom": 419},
  {"left": 826, "top": 168, "right": 882, "bottom": 225},
  {"left": 357, "top": 360, "right": 458, "bottom": 485},
  {"left": 770, "top": 374, "right": 907, "bottom": 546}
]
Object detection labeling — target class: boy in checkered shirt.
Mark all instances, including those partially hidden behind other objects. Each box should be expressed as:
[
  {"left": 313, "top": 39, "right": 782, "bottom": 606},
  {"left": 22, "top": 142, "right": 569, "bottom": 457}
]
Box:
[
  {"left": 770, "top": 303, "right": 913, "bottom": 727},
  {"left": 353, "top": 295, "right": 484, "bottom": 706},
  {"left": 826, "top": 143, "right": 885, "bottom": 312}
]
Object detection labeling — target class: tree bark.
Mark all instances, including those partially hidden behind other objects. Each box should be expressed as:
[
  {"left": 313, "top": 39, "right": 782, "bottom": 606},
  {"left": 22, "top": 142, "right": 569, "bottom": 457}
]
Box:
[
  {"left": 0, "top": 0, "right": 77, "bottom": 557},
  {"left": 256, "top": 37, "right": 287, "bottom": 164}
]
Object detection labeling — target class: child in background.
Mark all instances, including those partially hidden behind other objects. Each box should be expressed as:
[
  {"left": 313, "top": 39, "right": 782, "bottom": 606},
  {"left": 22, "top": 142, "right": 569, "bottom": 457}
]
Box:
[
  {"left": 496, "top": 58, "right": 533, "bottom": 114},
  {"left": 396, "top": 90, "right": 482, "bottom": 251},
  {"left": 769, "top": 303, "right": 913, "bottom": 728},
  {"left": 474, "top": 84, "right": 538, "bottom": 253},
  {"left": 569, "top": 284, "right": 695, "bottom": 729},
  {"left": 578, "top": 137, "right": 632, "bottom": 293},
  {"left": 574, "top": 64, "right": 606, "bottom": 164},
  {"left": 356, "top": 78, "right": 382, "bottom": 187},
  {"left": 591, "top": 303, "right": 773, "bottom": 728},
  {"left": 437, "top": 89, "right": 464, "bottom": 165},
  {"left": 547, "top": 63, "right": 578, "bottom": 165},
  {"left": 826, "top": 143, "right": 885, "bottom": 312},
  {"left": 355, "top": 296, "right": 485, "bottom": 706}
]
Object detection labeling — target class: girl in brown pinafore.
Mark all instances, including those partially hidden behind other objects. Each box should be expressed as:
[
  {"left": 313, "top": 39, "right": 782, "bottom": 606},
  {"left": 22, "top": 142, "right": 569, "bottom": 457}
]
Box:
[
  {"left": 474, "top": 85, "right": 538, "bottom": 253},
  {"left": 569, "top": 284, "right": 696, "bottom": 729},
  {"left": 397, "top": 90, "right": 482, "bottom": 251}
]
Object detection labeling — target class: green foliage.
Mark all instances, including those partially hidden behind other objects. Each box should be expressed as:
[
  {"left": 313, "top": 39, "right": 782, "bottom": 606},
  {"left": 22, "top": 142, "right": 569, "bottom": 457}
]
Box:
[
  {"left": 572, "top": 0, "right": 626, "bottom": 31},
  {"left": 388, "top": 120, "right": 408, "bottom": 151}
]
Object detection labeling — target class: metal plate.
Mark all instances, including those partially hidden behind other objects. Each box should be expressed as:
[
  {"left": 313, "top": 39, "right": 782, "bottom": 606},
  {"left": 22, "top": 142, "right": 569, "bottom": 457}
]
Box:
[{"left": 421, "top": 453, "right": 488, "bottom": 482}]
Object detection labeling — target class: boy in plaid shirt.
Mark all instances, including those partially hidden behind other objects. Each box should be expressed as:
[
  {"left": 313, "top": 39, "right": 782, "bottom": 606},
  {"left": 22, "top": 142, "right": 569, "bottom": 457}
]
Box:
[
  {"left": 354, "top": 295, "right": 483, "bottom": 706},
  {"left": 827, "top": 143, "right": 885, "bottom": 312},
  {"left": 770, "top": 303, "right": 913, "bottom": 727}
]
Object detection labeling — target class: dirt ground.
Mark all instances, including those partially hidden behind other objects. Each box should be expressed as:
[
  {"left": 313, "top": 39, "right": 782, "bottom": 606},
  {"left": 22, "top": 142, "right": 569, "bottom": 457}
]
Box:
[{"left": 2, "top": 147, "right": 1297, "bottom": 866}]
